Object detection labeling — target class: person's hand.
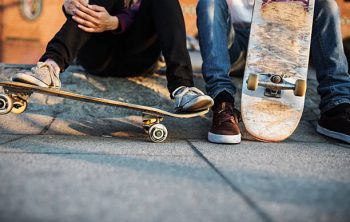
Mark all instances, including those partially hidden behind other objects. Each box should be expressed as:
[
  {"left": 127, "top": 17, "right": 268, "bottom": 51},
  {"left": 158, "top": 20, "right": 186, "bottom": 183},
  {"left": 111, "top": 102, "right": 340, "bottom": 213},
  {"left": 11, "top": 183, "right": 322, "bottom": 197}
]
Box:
[
  {"left": 72, "top": 4, "right": 119, "bottom": 33},
  {"left": 64, "top": 0, "right": 88, "bottom": 15}
]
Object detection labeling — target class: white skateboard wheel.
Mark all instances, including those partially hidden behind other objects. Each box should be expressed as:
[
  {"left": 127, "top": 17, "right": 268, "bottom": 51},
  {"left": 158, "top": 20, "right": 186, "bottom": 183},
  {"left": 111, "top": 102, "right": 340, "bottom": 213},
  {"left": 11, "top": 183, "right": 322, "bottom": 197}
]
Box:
[
  {"left": 149, "top": 124, "right": 168, "bottom": 143},
  {"left": 0, "top": 94, "right": 14, "bottom": 115}
]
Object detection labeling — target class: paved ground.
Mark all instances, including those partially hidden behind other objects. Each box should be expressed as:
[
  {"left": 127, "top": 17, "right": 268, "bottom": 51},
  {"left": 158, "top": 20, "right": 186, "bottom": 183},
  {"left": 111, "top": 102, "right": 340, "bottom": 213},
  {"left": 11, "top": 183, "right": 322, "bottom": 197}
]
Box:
[{"left": 0, "top": 56, "right": 349, "bottom": 222}]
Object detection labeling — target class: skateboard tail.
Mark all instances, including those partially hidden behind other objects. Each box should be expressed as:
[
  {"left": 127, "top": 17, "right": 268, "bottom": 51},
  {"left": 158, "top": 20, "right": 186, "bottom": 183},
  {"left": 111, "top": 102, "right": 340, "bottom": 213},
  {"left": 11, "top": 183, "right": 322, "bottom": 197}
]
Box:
[
  {"left": 241, "top": 93, "right": 305, "bottom": 142},
  {"left": 246, "top": 126, "right": 300, "bottom": 142}
]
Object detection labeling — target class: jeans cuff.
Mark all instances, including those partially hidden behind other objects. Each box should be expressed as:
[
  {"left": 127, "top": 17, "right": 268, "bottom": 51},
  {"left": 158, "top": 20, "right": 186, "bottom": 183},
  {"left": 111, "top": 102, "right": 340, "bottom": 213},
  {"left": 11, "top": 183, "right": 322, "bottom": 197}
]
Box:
[
  {"left": 320, "top": 98, "right": 350, "bottom": 114},
  {"left": 210, "top": 88, "right": 236, "bottom": 100}
]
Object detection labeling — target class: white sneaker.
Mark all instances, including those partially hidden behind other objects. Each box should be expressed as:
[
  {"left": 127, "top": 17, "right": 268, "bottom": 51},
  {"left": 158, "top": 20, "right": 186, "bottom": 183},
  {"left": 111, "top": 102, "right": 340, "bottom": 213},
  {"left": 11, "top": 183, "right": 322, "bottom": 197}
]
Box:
[
  {"left": 172, "top": 86, "right": 214, "bottom": 112},
  {"left": 12, "top": 62, "right": 61, "bottom": 88}
]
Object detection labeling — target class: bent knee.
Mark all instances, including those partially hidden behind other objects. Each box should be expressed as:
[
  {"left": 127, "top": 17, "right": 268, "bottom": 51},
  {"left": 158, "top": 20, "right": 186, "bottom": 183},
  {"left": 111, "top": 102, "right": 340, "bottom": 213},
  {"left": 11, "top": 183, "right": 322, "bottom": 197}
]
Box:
[
  {"left": 315, "top": 0, "right": 340, "bottom": 18},
  {"left": 197, "top": 0, "right": 227, "bottom": 11}
]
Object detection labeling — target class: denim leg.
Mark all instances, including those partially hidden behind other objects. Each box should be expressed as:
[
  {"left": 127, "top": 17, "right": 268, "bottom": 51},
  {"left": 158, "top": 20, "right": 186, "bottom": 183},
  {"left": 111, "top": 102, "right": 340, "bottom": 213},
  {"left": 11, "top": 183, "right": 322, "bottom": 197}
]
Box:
[
  {"left": 311, "top": 0, "right": 350, "bottom": 113},
  {"left": 197, "top": 0, "right": 236, "bottom": 99},
  {"left": 228, "top": 26, "right": 250, "bottom": 65}
]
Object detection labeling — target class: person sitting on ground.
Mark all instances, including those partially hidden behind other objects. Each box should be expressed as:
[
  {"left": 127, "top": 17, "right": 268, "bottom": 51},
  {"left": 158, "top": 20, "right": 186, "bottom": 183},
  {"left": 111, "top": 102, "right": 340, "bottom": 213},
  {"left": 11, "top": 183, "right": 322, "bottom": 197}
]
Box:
[{"left": 13, "top": 0, "right": 214, "bottom": 113}]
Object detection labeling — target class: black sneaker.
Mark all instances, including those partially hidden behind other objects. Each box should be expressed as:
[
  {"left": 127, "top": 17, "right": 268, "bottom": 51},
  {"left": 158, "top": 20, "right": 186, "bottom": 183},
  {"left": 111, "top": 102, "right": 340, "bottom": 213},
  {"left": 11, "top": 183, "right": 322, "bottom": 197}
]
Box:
[
  {"left": 316, "top": 103, "right": 350, "bottom": 143},
  {"left": 208, "top": 102, "right": 241, "bottom": 144}
]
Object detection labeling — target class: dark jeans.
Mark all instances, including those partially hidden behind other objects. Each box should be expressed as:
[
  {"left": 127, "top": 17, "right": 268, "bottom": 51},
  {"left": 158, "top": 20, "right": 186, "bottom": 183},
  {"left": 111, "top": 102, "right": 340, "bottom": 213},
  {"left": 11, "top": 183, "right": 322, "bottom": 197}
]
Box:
[{"left": 40, "top": 0, "right": 194, "bottom": 94}]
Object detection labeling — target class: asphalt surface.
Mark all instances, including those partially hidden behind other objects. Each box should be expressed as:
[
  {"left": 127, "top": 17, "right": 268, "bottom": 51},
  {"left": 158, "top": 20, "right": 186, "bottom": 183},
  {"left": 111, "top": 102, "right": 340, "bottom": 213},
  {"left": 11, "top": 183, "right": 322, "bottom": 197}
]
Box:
[{"left": 0, "top": 55, "right": 349, "bottom": 222}]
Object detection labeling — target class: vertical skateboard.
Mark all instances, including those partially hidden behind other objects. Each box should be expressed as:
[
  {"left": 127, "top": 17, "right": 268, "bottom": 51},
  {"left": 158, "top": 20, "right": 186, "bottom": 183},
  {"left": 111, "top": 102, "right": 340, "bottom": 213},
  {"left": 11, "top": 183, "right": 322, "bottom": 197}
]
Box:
[{"left": 241, "top": 0, "right": 315, "bottom": 142}]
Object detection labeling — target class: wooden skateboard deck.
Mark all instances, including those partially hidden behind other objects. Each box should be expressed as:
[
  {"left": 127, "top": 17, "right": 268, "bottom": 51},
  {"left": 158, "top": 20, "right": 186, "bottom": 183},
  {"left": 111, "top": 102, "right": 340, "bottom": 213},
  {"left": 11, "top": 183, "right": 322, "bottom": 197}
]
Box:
[
  {"left": 0, "top": 81, "right": 209, "bottom": 142},
  {"left": 241, "top": 0, "right": 315, "bottom": 142}
]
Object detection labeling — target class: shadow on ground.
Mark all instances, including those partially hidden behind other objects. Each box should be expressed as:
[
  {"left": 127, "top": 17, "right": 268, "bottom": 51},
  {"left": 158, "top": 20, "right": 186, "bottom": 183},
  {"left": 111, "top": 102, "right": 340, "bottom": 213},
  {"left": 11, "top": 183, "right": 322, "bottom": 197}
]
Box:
[
  {"left": 0, "top": 63, "right": 333, "bottom": 143},
  {"left": 0, "top": 65, "right": 210, "bottom": 141}
]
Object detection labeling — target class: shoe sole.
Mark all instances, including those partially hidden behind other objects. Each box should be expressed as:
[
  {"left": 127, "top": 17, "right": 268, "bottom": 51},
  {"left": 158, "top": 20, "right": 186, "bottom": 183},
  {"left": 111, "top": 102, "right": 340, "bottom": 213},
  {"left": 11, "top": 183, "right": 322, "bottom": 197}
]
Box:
[
  {"left": 316, "top": 124, "right": 350, "bottom": 143},
  {"left": 208, "top": 132, "right": 241, "bottom": 144},
  {"left": 12, "top": 74, "right": 54, "bottom": 88},
  {"left": 178, "top": 96, "right": 214, "bottom": 112}
]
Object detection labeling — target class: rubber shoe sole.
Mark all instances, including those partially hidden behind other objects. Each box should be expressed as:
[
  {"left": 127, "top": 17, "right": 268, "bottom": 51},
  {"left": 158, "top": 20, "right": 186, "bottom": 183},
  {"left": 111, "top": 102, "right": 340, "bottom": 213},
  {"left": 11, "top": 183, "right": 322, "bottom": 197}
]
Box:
[
  {"left": 12, "top": 73, "right": 50, "bottom": 88},
  {"left": 208, "top": 132, "right": 241, "bottom": 144},
  {"left": 177, "top": 95, "right": 214, "bottom": 112},
  {"left": 317, "top": 124, "right": 350, "bottom": 143}
]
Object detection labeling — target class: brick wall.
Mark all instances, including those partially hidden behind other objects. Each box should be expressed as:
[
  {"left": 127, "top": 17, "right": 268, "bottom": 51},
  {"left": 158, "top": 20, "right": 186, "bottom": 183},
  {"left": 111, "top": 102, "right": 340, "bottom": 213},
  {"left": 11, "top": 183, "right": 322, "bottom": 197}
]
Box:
[
  {"left": 180, "top": 0, "right": 198, "bottom": 37},
  {"left": 0, "top": 0, "right": 65, "bottom": 63},
  {"left": 337, "top": 0, "right": 350, "bottom": 39}
]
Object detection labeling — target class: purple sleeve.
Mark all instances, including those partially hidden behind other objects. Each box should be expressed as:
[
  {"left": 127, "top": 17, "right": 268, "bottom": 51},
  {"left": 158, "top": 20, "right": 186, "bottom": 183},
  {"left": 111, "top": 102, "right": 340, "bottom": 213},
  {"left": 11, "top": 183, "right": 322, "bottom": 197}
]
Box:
[{"left": 113, "top": 3, "right": 140, "bottom": 34}]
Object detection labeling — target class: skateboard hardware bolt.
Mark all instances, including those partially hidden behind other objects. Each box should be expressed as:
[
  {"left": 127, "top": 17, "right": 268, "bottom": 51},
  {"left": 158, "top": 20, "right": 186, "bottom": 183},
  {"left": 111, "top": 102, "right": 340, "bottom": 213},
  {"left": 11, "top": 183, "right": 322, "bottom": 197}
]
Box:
[{"left": 271, "top": 75, "right": 283, "bottom": 84}]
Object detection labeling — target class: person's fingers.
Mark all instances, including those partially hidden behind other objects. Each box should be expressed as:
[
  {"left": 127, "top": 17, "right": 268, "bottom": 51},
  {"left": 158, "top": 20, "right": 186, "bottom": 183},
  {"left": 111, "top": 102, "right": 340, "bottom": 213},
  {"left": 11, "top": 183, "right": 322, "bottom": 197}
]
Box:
[
  {"left": 87, "top": 4, "right": 106, "bottom": 12},
  {"left": 67, "top": 5, "right": 75, "bottom": 14},
  {"left": 78, "top": 0, "right": 89, "bottom": 6},
  {"left": 72, "top": 15, "right": 97, "bottom": 28},
  {"left": 76, "top": 3, "right": 100, "bottom": 18},
  {"left": 77, "top": 24, "right": 100, "bottom": 33},
  {"left": 73, "top": 7, "right": 99, "bottom": 24},
  {"left": 64, "top": 0, "right": 79, "bottom": 15}
]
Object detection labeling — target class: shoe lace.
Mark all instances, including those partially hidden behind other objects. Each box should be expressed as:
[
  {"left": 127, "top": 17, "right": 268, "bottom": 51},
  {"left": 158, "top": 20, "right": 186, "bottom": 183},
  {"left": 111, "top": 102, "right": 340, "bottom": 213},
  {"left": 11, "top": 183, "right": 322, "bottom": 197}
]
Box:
[
  {"left": 32, "top": 62, "right": 60, "bottom": 88},
  {"left": 31, "top": 64, "right": 47, "bottom": 77},
  {"left": 175, "top": 87, "right": 204, "bottom": 97},
  {"left": 33, "top": 62, "right": 59, "bottom": 78},
  {"left": 188, "top": 87, "right": 205, "bottom": 96},
  {"left": 215, "top": 106, "right": 241, "bottom": 127},
  {"left": 174, "top": 87, "right": 205, "bottom": 107}
]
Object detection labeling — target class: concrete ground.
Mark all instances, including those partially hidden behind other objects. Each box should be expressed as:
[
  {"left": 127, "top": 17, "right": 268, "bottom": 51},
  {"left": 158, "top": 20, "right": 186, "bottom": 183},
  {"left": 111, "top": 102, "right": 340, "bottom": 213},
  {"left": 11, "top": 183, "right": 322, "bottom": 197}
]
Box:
[{"left": 0, "top": 55, "right": 349, "bottom": 222}]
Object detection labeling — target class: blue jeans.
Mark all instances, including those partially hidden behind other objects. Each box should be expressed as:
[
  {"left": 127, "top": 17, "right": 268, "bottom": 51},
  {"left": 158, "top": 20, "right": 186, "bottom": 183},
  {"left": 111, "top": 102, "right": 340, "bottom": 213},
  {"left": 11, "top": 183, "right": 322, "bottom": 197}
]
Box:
[{"left": 197, "top": 0, "right": 350, "bottom": 113}]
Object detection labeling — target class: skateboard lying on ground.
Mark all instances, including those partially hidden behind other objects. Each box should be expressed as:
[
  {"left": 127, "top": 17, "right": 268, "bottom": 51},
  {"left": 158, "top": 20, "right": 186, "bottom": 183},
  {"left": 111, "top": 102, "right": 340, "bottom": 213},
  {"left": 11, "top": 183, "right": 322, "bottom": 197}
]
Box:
[
  {"left": 241, "top": 0, "right": 315, "bottom": 142},
  {"left": 0, "top": 81, "right": 209, "bottom": 143}
]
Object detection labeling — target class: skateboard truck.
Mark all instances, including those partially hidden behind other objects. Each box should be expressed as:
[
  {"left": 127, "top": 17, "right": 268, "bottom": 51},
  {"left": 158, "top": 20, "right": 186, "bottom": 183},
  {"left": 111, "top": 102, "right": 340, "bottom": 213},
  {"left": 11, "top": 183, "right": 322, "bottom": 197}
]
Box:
[
  {"left": 0, "top": 87, "right": 31, "bottom": 115},
  {"left": 246, "top": 73, "right": 306, "bottom": 98}
]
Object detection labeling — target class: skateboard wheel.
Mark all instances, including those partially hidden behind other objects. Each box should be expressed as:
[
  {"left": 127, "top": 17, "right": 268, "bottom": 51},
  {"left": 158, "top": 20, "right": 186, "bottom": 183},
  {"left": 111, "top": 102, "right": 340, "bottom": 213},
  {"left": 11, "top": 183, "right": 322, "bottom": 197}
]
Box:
[
  {"left": 0, "top": 94, "right": 14, "bottom": 115},
  {"left": 11, "top": 100, "right": 27, "bottom": 114},
  {"left": 149, "top": 124, "right": 168, "bottom": 143},
  {"left": 247, "top": 74, "right": 259, "bottom": 91},
  {"left": 294, "top": 79, "right": 306, "bottom": 97}
]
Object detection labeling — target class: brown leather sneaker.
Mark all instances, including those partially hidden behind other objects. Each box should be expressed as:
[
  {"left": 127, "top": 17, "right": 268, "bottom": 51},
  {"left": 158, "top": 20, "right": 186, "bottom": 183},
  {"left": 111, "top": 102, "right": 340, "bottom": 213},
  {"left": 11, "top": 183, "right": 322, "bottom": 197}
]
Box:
[{"left": 208, "top": 102, "right": 241, "bottom": 144}]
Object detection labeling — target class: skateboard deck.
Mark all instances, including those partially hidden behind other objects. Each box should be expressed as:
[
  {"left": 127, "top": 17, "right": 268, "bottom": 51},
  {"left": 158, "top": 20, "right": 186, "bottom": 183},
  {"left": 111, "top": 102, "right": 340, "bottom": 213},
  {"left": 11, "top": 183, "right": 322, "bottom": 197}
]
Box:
[
  {"left": 241, "top": 0, "right": 315, "bottom": 142},
  {"left": 0, "top": 81, "right": 209, "bottom": 142}
]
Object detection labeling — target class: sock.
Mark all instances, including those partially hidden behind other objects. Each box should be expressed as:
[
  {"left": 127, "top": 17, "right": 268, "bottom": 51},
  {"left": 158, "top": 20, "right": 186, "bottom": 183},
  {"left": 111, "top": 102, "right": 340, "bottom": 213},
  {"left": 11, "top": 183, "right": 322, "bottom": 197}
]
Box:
[{"left": 213, "top": 91, "right": 235, "bottom": 111}]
